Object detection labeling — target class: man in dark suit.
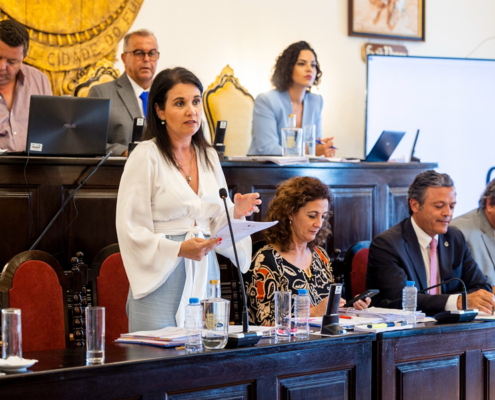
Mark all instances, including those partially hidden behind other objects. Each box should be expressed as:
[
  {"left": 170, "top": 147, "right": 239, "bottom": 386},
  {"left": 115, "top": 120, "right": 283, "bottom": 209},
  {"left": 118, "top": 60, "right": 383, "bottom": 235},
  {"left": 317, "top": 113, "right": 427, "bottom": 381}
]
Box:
[
  {"left": 366, "top": 170, "right": 495, "bottom": 315},
  {"left": 88, "top": 29, "right": 159, "bottom": 156}
]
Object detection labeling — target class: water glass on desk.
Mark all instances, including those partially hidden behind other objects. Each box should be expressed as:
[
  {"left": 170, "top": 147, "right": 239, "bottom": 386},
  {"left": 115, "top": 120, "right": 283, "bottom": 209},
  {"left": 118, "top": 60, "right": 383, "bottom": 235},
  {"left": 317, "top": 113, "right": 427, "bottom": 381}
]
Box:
[
  {"left": 86, "top": 306, "right": 105, "bottom": 364},
  {"left": 275, "top": 291, "right": 291, "bottom": 341},
  {"left": 2, "top": 308, "right": 22, "bottom": 360},
  {"left": 281, "top": 128, "right": 303, "bottom": 157},
  {"left": 303, "top": 125, "right": 316, "bottom": 156}
]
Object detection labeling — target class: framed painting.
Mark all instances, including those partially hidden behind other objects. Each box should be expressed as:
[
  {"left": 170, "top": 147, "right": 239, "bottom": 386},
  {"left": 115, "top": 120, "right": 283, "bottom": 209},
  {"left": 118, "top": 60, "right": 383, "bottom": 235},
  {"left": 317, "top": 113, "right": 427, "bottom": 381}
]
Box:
[{"left": 349, "top": 0, "right": 425, "bottom": 41}]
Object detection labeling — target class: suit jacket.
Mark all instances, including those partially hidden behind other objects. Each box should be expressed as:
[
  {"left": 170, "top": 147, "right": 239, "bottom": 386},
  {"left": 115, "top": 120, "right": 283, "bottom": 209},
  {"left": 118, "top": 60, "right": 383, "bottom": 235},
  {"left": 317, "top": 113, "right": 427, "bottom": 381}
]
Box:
[
  {"left": 88, "top": 73, "right": 143, "bottom": 156},
  {"left": 247, "top": 89, "right": 323, "bottom": 156},
  {"left": 451, "top": 208, "right": 495, "bottom": 285},
  {"left": 366, "top": 217, "right": 491, "bottom": 315}
]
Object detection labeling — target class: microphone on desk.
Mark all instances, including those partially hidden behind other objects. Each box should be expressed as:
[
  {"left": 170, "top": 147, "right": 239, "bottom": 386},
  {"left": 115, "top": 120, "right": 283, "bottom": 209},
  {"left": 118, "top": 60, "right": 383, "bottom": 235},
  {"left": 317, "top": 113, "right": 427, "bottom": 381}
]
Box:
[
  {"left": 379, "top": 278, "right": 478, "bottom": 323},
  {"left": 218, "top": 188, "right": 261, "bottom": 348},
  {"left": 320, "top": 283, "right": 347, "bottom": 335},
  {"left": 128, "top": 117, "right": 145, "bottom": 156}
]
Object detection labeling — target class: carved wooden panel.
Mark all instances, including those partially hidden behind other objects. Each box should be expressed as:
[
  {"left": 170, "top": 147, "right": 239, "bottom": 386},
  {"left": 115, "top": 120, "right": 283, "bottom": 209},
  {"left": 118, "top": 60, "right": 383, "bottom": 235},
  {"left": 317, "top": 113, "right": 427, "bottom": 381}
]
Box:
[
  {"left": 396, "top": 357, "right": 460, "bottom": 400},
  {"left": 279, "top": 369, "right": 350, "bottom": 400},
  {"left": 166, "top": 382, "right": 253, "bottom": 400},
  {"left": 388, "top": 187, "right": 409, "bottom": 229},
  {"left": 64, "top": 186, "right": 119, "bottom": 265},
  {"left": 328, "top": 186, "right": 374, "bottom": 254},
  {"left": 0, "top": 186, "right": 38, "bottom": 261},
  {"left": 484, "top": 351, "right": 495, "bottom": 400}
]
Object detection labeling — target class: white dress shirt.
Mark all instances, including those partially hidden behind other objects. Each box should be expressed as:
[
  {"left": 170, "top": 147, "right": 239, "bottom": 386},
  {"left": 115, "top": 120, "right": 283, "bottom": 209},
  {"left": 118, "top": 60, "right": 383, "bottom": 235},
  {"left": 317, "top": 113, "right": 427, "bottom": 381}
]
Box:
[{"left": 411, "top": 216, "right": 460, "bottom": 311}]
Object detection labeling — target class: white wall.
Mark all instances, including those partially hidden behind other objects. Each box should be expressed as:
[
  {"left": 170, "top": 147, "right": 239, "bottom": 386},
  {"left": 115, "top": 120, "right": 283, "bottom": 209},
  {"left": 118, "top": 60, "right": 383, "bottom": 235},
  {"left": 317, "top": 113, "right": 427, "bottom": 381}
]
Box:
[{"left": 117, "top": 0, "right": 495, "bottom": 209}]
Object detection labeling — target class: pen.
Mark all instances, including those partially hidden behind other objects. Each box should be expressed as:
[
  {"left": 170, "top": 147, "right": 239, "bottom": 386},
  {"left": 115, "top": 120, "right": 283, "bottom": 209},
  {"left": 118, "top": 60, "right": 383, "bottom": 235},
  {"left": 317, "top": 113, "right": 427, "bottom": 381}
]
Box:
[
  {"left": 339, "top": 315, "right": 352, "bottom": 320},
  {"left": 315, "top": 139, "right": 338, "bottom": 150}
]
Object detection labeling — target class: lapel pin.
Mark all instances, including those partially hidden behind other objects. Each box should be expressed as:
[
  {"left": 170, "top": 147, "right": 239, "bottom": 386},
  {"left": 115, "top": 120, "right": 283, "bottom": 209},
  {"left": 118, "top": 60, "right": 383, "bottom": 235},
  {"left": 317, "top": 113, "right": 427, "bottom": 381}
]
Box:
[{"left": 444, "top": 241, "right": 449, "bottom": 247}]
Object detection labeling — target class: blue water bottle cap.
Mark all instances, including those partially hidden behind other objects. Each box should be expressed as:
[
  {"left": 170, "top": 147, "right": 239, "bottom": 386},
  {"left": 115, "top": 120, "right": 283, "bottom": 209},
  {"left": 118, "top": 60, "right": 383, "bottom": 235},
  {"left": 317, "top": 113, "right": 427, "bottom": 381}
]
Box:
[
  {"left": 298, "top": 289, "right": 308, "bottom": 295},
  {"left": 189, "top": 297, "right": 199, "bottom": 304},
  {"left": 406, "top": 281, "right": 415, "bottom": 286}
]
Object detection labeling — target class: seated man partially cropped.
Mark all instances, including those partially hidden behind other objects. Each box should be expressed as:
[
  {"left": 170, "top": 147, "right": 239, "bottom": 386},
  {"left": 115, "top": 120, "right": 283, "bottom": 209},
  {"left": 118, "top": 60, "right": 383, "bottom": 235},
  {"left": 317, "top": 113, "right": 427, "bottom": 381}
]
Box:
[
  {"left": 366, "top": 170, "right": 494, "bottom": 316},
  {"left": 0, "top": 19, "right": 52, "bottom": 152}
]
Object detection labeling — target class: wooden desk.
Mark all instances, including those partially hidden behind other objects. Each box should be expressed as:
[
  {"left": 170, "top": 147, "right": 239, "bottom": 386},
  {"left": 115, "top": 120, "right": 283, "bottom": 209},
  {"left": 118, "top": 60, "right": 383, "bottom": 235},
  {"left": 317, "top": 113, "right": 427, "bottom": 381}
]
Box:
[
  {"left": 0, "top": 334, "right": 373, "bottom": 400},
  {"left": 375, "top": 320, "right": 495, "bottom": 400},
  {"left": 0, "top": 156, "right": 436, "bottom": 269}
]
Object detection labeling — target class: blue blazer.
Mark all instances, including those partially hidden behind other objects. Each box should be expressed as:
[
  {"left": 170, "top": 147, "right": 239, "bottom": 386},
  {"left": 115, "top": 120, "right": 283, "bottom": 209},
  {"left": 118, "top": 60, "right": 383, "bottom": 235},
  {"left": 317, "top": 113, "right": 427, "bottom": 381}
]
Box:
[{"left": 248, "top": 89, "right": 323, "bottom": 156}]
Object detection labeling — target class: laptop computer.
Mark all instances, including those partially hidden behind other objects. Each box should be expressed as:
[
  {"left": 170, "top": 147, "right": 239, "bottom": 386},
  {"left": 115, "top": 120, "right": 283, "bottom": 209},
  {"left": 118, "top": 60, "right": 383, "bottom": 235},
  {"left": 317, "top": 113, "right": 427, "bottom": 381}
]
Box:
[
  {"left": 365, "top": 130, "right": 406, "bottom": 162},
  {"left": 410, "top": 129, "right": 420, "bottom": 162},
  {"left": 25, "top": 95, "right": 110, "bottom": 157}
]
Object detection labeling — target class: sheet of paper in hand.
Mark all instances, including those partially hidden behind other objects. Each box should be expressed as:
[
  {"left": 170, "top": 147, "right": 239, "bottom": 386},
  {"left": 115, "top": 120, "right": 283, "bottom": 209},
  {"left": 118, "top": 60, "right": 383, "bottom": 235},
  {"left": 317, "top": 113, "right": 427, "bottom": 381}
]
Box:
[{"left": 212, "top": 220, "right": 278, "bottom": 249}]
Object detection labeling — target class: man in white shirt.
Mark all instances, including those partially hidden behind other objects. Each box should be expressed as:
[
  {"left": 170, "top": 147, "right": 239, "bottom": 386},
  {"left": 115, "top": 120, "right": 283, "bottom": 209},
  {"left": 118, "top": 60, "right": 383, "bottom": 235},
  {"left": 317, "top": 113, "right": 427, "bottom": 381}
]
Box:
[
  {"left": 451, "top": 179, "right": 495, "bottom": 285},
  {"left": 88, "top": 29, "right": 159, "bottom": 156},
  {"left": 366, "top": 170, "right": 494, "bottom": 315}
]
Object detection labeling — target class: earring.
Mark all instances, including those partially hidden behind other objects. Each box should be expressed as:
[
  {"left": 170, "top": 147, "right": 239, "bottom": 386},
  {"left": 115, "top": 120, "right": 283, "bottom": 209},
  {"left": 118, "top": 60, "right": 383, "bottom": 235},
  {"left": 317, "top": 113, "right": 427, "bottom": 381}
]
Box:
[{"left": 161, "top": 120, "right": 165, "bottom": 125}]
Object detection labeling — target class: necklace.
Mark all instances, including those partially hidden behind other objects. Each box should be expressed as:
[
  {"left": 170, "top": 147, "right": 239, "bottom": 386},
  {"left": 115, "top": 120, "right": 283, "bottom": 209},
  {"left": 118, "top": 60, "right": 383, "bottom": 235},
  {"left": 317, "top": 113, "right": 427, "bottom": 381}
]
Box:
[{"left": 175, "top": 148, "right": 195, "bottom": 186}]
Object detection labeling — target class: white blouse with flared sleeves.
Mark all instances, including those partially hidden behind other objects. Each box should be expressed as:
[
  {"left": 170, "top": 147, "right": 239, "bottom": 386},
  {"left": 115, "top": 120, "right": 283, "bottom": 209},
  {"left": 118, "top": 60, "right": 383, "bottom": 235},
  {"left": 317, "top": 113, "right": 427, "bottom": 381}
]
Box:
[{"left": 116, "top": 140, "right": 251, "bottom": 326}]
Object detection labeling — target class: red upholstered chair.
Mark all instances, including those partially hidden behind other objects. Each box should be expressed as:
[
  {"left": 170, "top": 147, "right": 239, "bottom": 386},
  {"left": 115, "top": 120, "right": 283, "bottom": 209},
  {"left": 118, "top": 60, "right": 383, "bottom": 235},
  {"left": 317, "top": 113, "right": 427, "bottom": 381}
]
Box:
[
  {"left": 343, "top": 241, "right": 371, "bottom": 298},
  {"left": 0, "top": 251, "right": 71, "bottom": 352},
  {"left": 91, "top": 244, "right": 129, "bottom": 343}
]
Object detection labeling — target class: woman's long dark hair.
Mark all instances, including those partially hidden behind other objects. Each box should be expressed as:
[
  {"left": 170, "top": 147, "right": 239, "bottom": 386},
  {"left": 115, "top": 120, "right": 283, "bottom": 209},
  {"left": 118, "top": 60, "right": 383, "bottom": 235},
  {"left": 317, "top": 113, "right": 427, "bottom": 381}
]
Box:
[
  {"left": 271, "top": 41, "right": 322, "bottom": 92},
  {"left": 142, "top": 67, "right": 213, "bottom": 169}
]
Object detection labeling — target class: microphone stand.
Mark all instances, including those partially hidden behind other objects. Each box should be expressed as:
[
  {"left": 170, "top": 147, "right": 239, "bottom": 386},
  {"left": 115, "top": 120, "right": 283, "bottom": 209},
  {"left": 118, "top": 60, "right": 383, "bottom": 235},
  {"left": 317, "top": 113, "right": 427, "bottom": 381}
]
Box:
[
  {"left": 29, "top": 152, "right": 112, "bottom": 251},
  {"left": 219, "top": 189, "right": 261, "bottom": 347}
]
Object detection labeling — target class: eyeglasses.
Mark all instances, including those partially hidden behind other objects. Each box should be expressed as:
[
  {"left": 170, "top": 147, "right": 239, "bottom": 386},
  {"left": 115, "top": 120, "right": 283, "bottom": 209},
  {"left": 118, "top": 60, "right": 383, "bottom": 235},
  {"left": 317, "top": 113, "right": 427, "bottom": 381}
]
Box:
[{"left": 124, "top": 49, "right": 160, "bottom": 61}]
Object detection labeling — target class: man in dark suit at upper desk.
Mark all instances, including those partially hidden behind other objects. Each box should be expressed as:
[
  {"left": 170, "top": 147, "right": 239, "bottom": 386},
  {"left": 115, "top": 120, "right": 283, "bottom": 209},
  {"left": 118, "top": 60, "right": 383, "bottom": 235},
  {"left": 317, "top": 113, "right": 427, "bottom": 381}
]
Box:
[
  {"left": 451, "top": 179, "right": 495, "bottom": 286},
  {"left": 88, "top": 29, "right": 159, "bottom": 156},
  {"left": 366, "top": 170, "right": 495, "bottom": 315}
]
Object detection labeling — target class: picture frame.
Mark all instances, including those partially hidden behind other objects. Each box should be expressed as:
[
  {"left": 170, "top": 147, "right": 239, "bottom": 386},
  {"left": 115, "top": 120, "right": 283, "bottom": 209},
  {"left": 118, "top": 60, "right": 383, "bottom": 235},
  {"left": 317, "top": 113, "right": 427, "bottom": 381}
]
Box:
[{"left": 348, "top": 0, "right": 425, "bottom": 41}]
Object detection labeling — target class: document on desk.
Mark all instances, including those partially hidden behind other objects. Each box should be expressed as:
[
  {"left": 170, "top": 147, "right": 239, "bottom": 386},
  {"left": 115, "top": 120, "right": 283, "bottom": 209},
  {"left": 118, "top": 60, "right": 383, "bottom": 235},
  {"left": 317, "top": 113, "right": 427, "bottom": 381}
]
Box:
[
  {"left": 231, "top": 156, "right": 309, "bottom": 165},
  {"left": 309, "top": 315, "right": 383, "bottom": 329},
  {"left": 339, "top": 306, "right": 426, "bottom": 322},
  {"left": 475, "top": 311, "right": 495, "bottom": 320},
  {"left": 212, "top": 220, "right": 278, "bottom": 249}
]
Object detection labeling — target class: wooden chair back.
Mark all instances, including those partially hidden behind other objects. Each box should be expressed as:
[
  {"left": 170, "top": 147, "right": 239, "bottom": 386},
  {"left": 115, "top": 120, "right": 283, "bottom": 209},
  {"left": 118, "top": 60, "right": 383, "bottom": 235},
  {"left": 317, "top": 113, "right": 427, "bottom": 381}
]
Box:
[
  {"left": 204, "top": 65, "right": 254, "bottom": 157},
  {"left": 0, "top": 250, "right": 71, "bottom": 352},
  {"left": 73, "top": 59, "right": 119, "bottom": 97},
  {"left": 91, "top": 244, "right": 129, "bottom": 343}
]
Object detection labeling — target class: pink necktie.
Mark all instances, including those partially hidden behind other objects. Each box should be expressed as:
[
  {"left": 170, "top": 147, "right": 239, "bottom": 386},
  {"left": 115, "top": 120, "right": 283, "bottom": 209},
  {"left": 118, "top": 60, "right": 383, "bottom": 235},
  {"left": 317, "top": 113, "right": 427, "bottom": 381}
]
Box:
[{"left": 429, "top": 238, "right": 438, "bottom": 294}]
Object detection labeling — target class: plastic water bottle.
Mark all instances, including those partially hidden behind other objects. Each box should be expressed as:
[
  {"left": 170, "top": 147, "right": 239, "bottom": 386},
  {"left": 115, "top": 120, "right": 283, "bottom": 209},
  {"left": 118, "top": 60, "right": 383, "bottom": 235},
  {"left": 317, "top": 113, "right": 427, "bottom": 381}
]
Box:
[
  {"left": 402, "top": 281, "right": 417, "bottom": 325},
  {"left": 185, "top": 298, "right": 203, "bottom": 353},
  {"left": 294, "top": 288, "right": 310, "bottom": 339}
]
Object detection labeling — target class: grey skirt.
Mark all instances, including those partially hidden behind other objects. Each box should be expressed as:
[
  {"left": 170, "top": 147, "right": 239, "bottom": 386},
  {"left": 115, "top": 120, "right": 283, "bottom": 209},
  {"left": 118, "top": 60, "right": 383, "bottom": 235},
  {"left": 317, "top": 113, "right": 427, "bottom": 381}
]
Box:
[{"left": 126, "top": 233, "right": 220, "bottom": 332}]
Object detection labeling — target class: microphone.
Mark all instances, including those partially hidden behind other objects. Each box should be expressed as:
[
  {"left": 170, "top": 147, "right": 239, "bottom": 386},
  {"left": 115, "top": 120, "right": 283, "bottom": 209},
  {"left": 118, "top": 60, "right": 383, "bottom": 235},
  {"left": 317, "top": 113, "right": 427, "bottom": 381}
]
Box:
[
  {"left": 213, "top": 121, "right": 227, "bottom": 160},
  {"left": 128, "top": 117, "right": 145, "bottom": 156},
  {"left": 320, "top": 283, "right": 347, "bottom": 335},
  {"left": 29, "top": 152, "right": 112, "bottom": 251},
  {"left": 218, "top": 188, "right": 261, "bottom": 348},
  {"left": 379, "top": 278, "right": 477, "bottom": 323}
]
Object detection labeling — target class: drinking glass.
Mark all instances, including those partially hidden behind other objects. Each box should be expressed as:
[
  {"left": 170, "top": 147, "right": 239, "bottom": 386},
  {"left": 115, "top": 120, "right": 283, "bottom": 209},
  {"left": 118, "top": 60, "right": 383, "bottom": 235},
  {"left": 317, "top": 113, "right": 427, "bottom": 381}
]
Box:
[
  {"left": 281, "top": 128, "right": 304, "bottom": 157},
  {"left": 201, "top": 298, "right": 230, "bottom": 349},
  {"left": 2, "top": 308, "right": 22, "bottom": 360},
  {"left": 85, "top": 306, "right": 105, "bottom": 364},
  {"left": 274, "top": 291, "right": 291, "bottom": 341},
  {"left": 303, "top": 125, "right": 316, "bottom": 156}
]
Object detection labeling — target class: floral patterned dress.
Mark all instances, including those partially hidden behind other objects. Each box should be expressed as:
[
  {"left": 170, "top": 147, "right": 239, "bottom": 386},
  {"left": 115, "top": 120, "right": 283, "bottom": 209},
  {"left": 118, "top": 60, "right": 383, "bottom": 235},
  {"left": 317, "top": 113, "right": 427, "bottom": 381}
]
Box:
[{"left": 243, "top": 244, "right": 334, "bottom": 326}]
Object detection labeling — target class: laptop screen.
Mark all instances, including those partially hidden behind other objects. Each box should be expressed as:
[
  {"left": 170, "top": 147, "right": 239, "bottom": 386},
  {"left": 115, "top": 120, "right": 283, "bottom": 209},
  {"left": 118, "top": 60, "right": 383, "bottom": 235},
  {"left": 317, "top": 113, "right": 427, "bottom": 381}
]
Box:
[{"left": 26, "top": 96, "right": 110, "bottom": 157}]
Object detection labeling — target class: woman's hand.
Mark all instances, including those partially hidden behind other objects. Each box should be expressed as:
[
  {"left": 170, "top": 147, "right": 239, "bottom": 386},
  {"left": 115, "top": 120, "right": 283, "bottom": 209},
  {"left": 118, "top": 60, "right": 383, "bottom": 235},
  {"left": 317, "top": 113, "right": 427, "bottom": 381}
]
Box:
[
  {"left": 351, "top": 296, "right": 371, "bottom": 311},
  {"left": 315, "top": 137, "right": 336, "bottom": 158},
  {"left": 234, "top": 192, "right": 262, "bottom": 219},
  {"left": 178, "top": 237, "right": 221, "bottom": 261},
  {"left": 309, "top": 298, "right": 346, "bottom": 317}
]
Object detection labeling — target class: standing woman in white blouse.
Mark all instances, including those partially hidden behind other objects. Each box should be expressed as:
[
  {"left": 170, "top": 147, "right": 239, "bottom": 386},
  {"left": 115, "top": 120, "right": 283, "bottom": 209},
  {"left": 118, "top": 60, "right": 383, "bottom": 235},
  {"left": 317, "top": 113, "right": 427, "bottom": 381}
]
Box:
[{"left": 116, "top": 67, "right": 261, "bottom": 331}]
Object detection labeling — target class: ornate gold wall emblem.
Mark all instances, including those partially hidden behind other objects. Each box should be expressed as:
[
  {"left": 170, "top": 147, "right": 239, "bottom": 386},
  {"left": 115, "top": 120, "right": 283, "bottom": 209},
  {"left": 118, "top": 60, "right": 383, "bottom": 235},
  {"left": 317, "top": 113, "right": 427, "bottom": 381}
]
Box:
[{"left": 0, "top": 0, "right": 144, "bottom": 95}]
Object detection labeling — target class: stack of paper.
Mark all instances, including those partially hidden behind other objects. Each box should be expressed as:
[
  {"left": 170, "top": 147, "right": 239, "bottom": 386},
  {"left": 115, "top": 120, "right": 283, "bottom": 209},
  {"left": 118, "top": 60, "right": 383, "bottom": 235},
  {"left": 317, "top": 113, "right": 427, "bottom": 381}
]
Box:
[
  {"left": 116, "top": 326, "right": 187, "bottom": 347},
  {"left": 353, "top": 323, "right": 414, "bottom": 333},
  {"left": 339, "top": 306, "right": 426, "bottom": 322},
  {"left": 231, "top": 156, "right": 309, "bottom": 165},
  {"left": 309, "top": 315, "right": 383, "bottom": 329}
]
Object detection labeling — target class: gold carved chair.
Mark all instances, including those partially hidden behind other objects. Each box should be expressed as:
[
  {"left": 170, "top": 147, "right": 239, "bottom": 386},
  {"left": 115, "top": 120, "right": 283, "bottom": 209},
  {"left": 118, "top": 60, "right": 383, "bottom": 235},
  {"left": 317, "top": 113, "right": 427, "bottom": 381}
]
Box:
[
  {"left": 203, "top": 65, "right": 254, "bottom": 157},
  {"left": 73, "top": 59, "right": 120, "bottom": 97}
]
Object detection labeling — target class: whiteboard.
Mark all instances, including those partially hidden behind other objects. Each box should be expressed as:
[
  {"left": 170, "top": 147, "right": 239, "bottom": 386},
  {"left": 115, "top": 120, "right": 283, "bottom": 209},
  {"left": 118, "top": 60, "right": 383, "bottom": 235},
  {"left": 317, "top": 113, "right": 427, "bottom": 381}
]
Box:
[{"left": 366, "top": 55, "right": 495, "bottom": 216}]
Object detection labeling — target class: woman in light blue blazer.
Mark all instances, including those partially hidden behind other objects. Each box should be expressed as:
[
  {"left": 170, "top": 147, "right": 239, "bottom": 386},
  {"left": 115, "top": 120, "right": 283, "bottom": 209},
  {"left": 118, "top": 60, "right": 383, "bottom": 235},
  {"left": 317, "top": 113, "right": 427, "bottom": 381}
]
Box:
[{"left": 248, "top": 41, "right": 335, "bottom": 156}]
